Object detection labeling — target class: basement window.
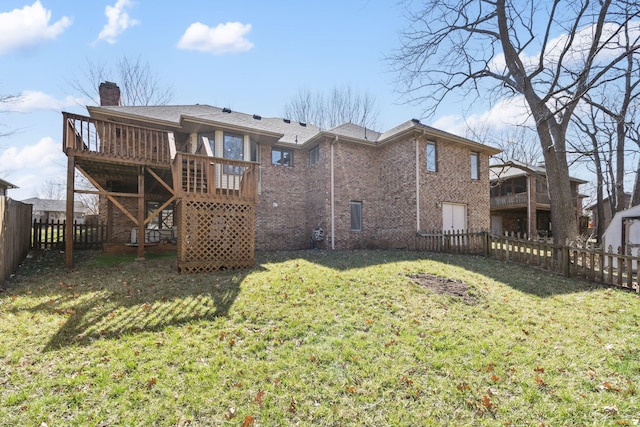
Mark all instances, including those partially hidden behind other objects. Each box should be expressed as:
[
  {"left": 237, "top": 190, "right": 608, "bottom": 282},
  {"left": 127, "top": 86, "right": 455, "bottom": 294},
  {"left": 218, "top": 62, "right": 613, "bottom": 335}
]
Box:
[{"left": 350, "top": 201, "right": 363, "bottom": 232}]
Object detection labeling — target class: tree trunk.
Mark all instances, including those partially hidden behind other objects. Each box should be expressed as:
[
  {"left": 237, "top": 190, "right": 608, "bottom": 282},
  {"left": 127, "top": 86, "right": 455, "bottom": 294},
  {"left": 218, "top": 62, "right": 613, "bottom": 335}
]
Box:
[
  {"left": 543, "top": 148, "right": 578, "bottom": 245},
  {"left": 527, "top": 104, "right": 578, "bottom": 245},
  {"left": 631, "top": 158, "right": 640, "bottom": 207},
  {"left": 615, "top": 119, "right": 627, "bottom": 212}
]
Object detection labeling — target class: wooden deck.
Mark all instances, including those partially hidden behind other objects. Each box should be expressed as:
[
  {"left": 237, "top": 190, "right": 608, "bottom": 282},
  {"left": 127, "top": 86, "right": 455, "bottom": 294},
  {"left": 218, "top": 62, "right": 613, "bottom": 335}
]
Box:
[{"left": 62, "top": 112, "right": 259, "bottom": 272}]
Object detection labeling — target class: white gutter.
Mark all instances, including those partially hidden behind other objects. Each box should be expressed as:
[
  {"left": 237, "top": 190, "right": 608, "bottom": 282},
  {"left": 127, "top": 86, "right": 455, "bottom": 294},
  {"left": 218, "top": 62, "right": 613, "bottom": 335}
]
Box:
[{"left": 331, "top": 136, "right": 337, "bottom": 250}]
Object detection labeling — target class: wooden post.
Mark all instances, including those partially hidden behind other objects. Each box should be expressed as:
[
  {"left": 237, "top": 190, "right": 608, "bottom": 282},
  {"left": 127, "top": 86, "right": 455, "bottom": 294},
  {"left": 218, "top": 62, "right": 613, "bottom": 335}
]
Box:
[
  {"left": 65, "top": 155, "right": 75, "bottom": 268},
  {"left": 562, "top": 245, "right": 571, "bottom": 277},
  {"left": 137, "top": 167, "right": 145, "bottom": 260}
]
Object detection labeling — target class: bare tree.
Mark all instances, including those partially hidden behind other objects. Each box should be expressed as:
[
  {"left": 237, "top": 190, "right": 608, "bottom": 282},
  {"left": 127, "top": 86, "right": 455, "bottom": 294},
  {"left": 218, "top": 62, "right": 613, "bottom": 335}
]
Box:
[
  {"left": 391, "top": 0, "right": 640, "bottom": 245},
  {"left": 0, "top": 92, "right": 20, "bottom": 139},
  {"left": 571, "top": 103, "right": 615, "bottom": 243},
  {"left": 37, "top": 179, "right": 65, "bottom": 200},
  {"left": 67, "top": 55, "right": 174, "bottom": 106},
  {"left": 467, "top": 122, "right": 542, "bottom": 165},
  {"left": 283, "top": 86, "right": 380, "bottom": 130}
]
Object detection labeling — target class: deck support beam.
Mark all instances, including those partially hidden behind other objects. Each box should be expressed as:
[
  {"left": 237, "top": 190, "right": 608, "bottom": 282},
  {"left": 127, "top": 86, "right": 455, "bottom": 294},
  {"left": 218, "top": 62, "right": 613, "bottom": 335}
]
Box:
[
  {"left": 65, "top": 155, "right": 75, "bottom": 269},
  {"left": 137, "top": 167, "right": 145, "bottom": 260}
]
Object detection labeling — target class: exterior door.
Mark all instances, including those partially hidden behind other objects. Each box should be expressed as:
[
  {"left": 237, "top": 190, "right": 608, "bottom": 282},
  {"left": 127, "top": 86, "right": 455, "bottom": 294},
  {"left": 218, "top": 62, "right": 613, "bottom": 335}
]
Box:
[
  {"left": 491, "top": 215, "right": 503, "bottom": 235},
  {"left": 442, "top": 203, "right": 466, "bottom": 232}
]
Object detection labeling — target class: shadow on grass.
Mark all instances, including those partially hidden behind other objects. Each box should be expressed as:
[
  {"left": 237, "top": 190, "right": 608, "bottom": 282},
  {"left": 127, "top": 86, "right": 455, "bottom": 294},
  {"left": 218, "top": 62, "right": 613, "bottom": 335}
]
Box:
[
  {"left": 256, "top": 249, "right": 606, "bottom": 298},
  {"left": 411, "top": 251, "right": 608, "bottom": 298},
  {"left": 3, "top": 249, "right": 609, "bottom": 352},
  {"left": 3, "top": 250, "right": 258, "bottom": 351}
]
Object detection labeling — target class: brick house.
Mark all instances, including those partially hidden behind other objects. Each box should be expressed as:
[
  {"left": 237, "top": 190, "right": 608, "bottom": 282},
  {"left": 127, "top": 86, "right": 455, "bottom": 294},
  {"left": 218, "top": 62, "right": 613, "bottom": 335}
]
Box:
[
  {"left": 489, "top": 161, "right": 586, "bottom": 237},
  {"left": 62, "top": 83, "right": 499, "bottom": 270}
]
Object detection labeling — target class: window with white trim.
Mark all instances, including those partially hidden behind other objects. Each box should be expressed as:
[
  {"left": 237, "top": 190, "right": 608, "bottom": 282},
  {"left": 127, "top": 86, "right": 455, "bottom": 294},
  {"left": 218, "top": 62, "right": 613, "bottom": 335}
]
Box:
[
  {"left": 224, "top": 133, "right": 244, "bottom": 174},
  {"left": 272, "top": 148, "right": 293, "bottom": 166},
  {"left": 426, "top": 142, "right": 437, "bottom": 172},
  {"left": 470, "top": 152, "right": 479, "bottom": 180}
]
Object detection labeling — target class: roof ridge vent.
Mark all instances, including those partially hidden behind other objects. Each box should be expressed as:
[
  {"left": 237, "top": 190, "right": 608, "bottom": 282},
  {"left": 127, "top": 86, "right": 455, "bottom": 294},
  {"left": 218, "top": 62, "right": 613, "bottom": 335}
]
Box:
[
  {"left": 253, "top": 114, "right": 262, "bottom": 120},
  {"left": 222, "top": 107, "right": 232, "bottom": 113}
]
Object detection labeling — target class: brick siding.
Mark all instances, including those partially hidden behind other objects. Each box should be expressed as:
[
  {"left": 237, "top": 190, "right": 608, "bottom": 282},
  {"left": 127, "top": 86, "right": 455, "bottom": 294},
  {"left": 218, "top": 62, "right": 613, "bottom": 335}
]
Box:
[{"left": 104, "top": 134, "right": 493, "bottom": 251}]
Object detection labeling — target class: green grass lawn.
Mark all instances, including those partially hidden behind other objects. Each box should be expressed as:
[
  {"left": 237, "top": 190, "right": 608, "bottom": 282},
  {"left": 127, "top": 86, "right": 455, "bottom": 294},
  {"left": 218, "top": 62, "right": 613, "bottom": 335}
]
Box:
[{"left": 1, "top": 249, "right": 638, "bottom": 426}]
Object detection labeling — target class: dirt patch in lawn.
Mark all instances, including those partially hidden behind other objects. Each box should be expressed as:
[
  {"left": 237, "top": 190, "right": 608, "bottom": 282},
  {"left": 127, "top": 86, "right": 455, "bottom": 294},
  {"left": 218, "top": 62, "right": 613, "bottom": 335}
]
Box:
[{"left": 409, "top": 273, "right": 478, "bottom": 304}]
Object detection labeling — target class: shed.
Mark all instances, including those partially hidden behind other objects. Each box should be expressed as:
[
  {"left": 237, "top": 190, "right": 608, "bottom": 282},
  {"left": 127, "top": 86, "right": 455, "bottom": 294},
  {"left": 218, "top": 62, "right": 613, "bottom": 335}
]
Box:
[{"left": 602, "top": 204, "right": 640, "bottom": 270}]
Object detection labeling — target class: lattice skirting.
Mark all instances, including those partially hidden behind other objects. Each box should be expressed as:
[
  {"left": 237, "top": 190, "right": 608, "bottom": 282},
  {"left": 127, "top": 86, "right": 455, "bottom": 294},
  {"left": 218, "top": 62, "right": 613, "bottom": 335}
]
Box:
[{"left": 176, "top": 198, "right": 255, "bottom": 273}]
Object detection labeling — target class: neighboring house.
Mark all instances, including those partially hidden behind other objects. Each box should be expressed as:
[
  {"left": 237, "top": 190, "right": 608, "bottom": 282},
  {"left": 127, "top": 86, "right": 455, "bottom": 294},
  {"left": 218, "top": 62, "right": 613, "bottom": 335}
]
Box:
[
  {"left": 489, "top": 161, "right": 587, "bottom": 237},
  {"left": 20, "top": 197, "right": 88, "bottom": 223},
  {"left": 0, "top": 178, "right": 18, "bottom": 196},
  {"left": 61, "top": 82, "right": 500, "bottom": 271},
  {"left": 584, "top": 193, "right": 632, "bottom": 239}
]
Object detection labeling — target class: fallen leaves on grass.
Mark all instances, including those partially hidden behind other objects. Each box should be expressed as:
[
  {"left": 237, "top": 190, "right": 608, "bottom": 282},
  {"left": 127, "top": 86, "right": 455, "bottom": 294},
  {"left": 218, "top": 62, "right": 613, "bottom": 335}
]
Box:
[{"left": 146, "top": 377, "right": 157, "bottom": 389}]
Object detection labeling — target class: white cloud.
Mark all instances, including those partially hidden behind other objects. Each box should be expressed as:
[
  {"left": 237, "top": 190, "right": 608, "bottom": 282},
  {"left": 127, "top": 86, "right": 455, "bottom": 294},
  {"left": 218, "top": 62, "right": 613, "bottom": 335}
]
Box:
[
  {"left": 0, "top": 137, "right": 64, "bottom": 172},
  {"left": 490, "top": 21, "right": 640, "bottom": 74},
  {"left": 0, "top": 1, "right": 72, "bottom": 55},
  {"left": 0, "top": 91, "right": 84, "bottom": 113},
  {"left": 178, "top": 22, "right": 254, "bottom": 55},
  {"left": 1, "top": 137, "right": 67, "bottom": 199},
  {"left": 432, "top": 96, "right": 532, "bottom": 136},
  {"left": 97, "top": 0, "right": 139, "bottom": 44}
]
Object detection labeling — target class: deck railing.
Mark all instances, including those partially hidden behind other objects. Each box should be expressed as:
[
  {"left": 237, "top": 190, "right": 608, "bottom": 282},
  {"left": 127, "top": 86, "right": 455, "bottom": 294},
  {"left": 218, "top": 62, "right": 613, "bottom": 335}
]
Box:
[
  {"left": 490, "top": 193, "right": 528, "bottom": 208},
  {"left": 63, "top": 112, "right": 172, "bottom": 164},
  {"left": 173, "top": 152, "right": 258, "bottom": 203}
]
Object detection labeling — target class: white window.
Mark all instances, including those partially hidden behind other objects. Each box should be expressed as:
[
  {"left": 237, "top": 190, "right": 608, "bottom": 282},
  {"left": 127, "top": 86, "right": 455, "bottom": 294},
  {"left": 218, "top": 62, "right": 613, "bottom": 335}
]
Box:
[
  {"left": 310, "top": 146, "right": 320, "bottom": 166},
  {"left": 222, "top": 133, "right": 244, "bottom": 174},
  {"left": 426, "top": 142, "right": 437, "bottom": 172},
  {"left": 272, "top": 148, "right": 293, "bottom": 166},
  {"left": 350, "top": 201, "right": 362, "bottom": 232},
  {"left": 224, "top": 133, "right": 244, "bottom": 161},
  {"left": 470, "top": 152, "right": 479, "bottom": 180}
]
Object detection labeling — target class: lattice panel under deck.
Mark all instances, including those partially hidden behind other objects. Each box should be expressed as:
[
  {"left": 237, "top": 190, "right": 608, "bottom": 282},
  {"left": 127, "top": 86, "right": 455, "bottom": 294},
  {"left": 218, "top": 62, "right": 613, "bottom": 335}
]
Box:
[{"left": 177, "top": 198, "right": 255, "bottom": 273}]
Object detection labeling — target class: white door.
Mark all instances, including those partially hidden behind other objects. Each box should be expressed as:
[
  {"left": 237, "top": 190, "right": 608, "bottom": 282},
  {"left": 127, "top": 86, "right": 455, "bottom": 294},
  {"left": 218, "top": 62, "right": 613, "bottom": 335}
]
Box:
[
  {"left": 442, "top": 203, "right": 466, "bottom": 232},
  {"left": 491, "top": 215, "right": 503, "bottom": 235}
]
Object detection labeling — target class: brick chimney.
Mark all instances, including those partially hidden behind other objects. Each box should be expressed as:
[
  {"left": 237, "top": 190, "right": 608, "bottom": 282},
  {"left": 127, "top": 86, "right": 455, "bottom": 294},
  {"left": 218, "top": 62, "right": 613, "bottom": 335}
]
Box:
[{"left": 99, "top": 81, "right": 121, "bottom": 106}]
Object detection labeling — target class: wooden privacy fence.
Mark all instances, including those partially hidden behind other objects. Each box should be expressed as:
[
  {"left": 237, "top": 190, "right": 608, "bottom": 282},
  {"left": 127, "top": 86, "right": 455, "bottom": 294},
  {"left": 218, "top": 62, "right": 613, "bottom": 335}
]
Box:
[
  {"left": 0, "top": 197, "right": 32, "bottom": 283},
  {"left": 31, "top": 219, "right": 107, "bottom": 249},
  {"left": 416, "top": 230, "right": 639, "bottom": 293}
]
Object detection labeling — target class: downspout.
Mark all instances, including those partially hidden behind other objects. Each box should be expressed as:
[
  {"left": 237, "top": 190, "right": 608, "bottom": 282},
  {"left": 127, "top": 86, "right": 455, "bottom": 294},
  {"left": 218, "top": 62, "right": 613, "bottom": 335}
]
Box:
[
  {"left": 415, "top": 137, "right": 420, "bottom": 233},
  {"left": 331, "top": 136, "right": 338, "bottom": 250},
  {"left": 416, "top": 130, "right": 426, "bottom": 233}
]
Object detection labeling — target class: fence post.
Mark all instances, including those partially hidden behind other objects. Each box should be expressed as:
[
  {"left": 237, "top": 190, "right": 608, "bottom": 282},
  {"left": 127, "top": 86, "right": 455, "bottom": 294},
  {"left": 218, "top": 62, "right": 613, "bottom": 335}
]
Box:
[
  {"left": 562, "top": 245, "right": 571, "bottom": 277},
  {"left": 483, "top": 231, "right": 489, "bottom": 258}
]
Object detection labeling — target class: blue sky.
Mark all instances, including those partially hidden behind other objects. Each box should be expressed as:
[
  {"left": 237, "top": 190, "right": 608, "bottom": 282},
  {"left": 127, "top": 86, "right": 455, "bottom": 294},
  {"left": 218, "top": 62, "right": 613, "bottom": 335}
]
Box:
[
  {"left": 0, "top": 0, "right": 573, "bottom": 200},
  {"left": 1, "top": 0, "right": 447, "bottom": 199}
]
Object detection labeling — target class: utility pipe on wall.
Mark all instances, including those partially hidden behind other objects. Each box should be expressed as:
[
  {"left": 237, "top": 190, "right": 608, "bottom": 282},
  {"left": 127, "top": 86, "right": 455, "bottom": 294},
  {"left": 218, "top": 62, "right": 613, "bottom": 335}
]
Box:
[{"left": 331, "top": 136, "right": 337, "bottom": 250}]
